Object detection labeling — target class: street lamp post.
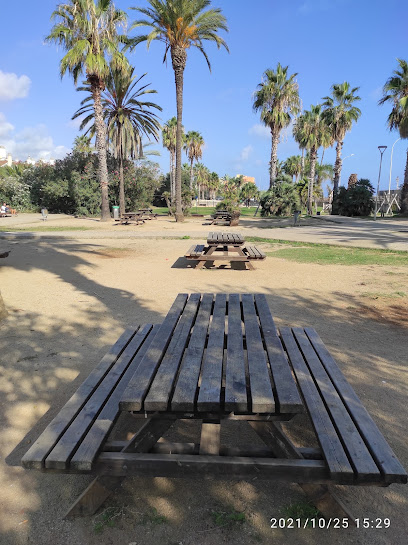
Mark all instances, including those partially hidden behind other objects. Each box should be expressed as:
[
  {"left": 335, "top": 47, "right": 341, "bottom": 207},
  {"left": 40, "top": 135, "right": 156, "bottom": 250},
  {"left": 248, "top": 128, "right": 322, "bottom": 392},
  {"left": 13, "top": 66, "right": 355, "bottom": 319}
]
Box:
[
  {"left": 388, "top": 138, "right": 400, "bottom": 196},
  {"left": 374, "top": 145, "right": 387, "bottom": 221}
]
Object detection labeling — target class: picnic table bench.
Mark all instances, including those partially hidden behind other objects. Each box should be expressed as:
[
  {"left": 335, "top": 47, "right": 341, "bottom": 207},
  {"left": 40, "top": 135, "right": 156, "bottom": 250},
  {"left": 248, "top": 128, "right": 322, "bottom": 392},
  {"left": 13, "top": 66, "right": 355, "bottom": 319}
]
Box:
[
  {"left": 137, "top": 208, "right": 158, "bottom": 220},
  {"left": 115, "top": 212, "right": 145, "bottom": 225},
  {"left": 208, "top": 210, "right": 232, "bottom": 225},
  {"left": 185, "top": 232, "right": 265, "bottom": 270},
  {"left": 21, "top": 293, "right": 406, "bottom": 519}
]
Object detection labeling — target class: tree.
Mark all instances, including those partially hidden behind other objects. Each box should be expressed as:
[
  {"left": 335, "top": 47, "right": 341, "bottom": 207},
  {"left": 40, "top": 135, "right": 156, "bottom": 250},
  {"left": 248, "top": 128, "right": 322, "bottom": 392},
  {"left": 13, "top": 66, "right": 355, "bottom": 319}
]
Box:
[
  {"left": 73, "top": 135, "right": 93, "bottom": 155},
  {"left": 47, "top": 0, "right": 129, "bottom": 221},
  {"left": 295, "top": 105, "right": 330, "bottom": 214},
  {"left": 194, "top": 162, "right": 209, "bottom": 200},
  {"left": 129, "top": 0, "right": 228, "bottom": 222},
  {"left": 379, "top": 58, "right": 408, "bottom": 212},
  {"left": 260, "top": 182, "right": 299, "bottom": 216},
  {"left": 322, "top": 82, "right": 361, "bottom": 208},
  {"left": 253, "top": 63, "right": 300, "bottom": 188},
  {"left": 162, "top": 117, "right": 179, "bottom": 201},
  {"left": 73, "top": 67, "right": 162, "bottom": 215},
  {"left": 240, "top": 182, "right": 259, "bottom": 206},
  {"left": 293, "top": 114, "right": 307, "bottom": 178},
  {"left": 336, "top": 178, "right": 374, "bottom": 216},
  {"left": 183, "top": 131, "right": 204, "bottom": 190},
  {"left": 283, "top": 155, "right": 302, "bottom": 182},
  {"left": 206, "top": 171, "right": 220, "bottom": 201}
]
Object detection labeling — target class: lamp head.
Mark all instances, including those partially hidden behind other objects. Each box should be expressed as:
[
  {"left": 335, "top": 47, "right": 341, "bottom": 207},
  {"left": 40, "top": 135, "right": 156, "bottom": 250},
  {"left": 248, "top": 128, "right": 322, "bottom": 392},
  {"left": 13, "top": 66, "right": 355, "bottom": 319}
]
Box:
[{"left": 378, "top": 145, "right": 387, "bottom": 153}]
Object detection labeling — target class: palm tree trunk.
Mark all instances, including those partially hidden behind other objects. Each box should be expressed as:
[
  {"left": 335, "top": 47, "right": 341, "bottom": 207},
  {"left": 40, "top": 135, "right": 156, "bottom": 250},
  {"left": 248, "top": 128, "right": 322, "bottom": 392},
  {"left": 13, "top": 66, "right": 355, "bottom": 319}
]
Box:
[
  {"left": 171, "top": 46, "right": 187, "bottom": 223},
  {"left": 190, "top": 158, "right": 194, "bottom": 190},
  {"left": 320, "top": 148, "right": 325, "bottom": 166},
  {"left": 169, "top": 153, "right": 173, "bottom": 200},
  {"left": 92, "top": 84, "right": 110, "bottom": 221},
  {"left": 269, "top": 128, "right": 279, "bottom": 188},
  {"left": 118, "top": 125, "right": 125, "bottom": 217},
  {"left": 300, "top": 149, "right": 305, "bottom": 179},
  {"left": 401, "top": 147, "right": 408, "bottom": 213},
  {"left": 308, "top": 146, "right": 317, "bottom": 215},
  {"left": 332, "top": 140, "right": 343, "bottom": 213}
]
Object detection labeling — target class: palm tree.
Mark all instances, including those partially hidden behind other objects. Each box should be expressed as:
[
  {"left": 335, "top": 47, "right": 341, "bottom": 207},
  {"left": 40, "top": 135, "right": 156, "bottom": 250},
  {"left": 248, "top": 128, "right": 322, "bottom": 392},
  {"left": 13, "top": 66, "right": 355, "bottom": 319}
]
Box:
[
  {"left": 240, "top": 182, "right": 259, "bottom": 207},
  {"left": 295, "top": 105, "right": 330, "bottom": 214},
  {"left": 194, "top": 162, "right": 209, "bottom": 201},
  {"left": 73, "top": 134, "right": 93, "bottom": 155},
  {"left": 129, "top": 0, "right": 229, "bottom": 222},
  {"left": 293, "top": 114, "right": 307, "bottom": 178},
  {"left": 162, "top": 117, "right": 178, "bottom": 201},
  {"left": 46, "top": 0, "right": 129, "bottom": 221},
  {"left": 253, "top": 63, "right": 300, "bottom": 188},
  {"left": 183, "top": 131, "right": 204, "bottom": 190},
  {"left": 206, "top": 171, "right": 220, "bottom": 203},
  {"left": 322, "top": 82, "right": 361, "bottom": 207},
  {"left": 73, "top": 68, "right": 162, "bottom": 215},
  {"left": 379, "top": 58, "right": 408, "bottom": 212},
  {"left": 283, "top": 155, "right": 302, "bottom": 182}
]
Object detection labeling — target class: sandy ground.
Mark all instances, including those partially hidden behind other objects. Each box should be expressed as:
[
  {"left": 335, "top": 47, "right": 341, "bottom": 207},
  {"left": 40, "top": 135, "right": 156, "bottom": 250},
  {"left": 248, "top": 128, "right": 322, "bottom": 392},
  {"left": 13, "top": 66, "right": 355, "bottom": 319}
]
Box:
[{"left": 0, "top": 215, "right": 408, "bottom": 545}]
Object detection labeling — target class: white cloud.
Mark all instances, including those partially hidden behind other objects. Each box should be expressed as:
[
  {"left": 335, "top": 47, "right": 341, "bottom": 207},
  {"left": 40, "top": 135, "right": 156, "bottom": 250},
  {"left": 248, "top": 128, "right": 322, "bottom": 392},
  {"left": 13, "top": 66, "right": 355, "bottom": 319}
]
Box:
[
  {"left": 249, "top": 124, "right": 270, "bottom": 139},
  {"left": 0, "top": 113, "right": 14, "bottom": 138},
  {"left": 0, "top": 115, "right": 70, "bottom": 161},
  {"left": 0, "top": 71, "right": 31, "bottom": 101},
  {"left": 239, "top": 145, "right": 253, "bottom": 161}
]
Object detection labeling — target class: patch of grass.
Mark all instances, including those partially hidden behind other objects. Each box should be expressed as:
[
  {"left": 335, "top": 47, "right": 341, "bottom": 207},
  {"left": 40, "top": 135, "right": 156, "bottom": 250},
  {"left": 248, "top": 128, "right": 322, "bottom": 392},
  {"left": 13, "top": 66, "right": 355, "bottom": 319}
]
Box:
[
  {"left": 0, "top": 226, "right": 95, "bottom": 232},
  {"left": 282, "top": 501, "right": 320, "bottom": 526},
  {"left": 211, "top": 509, "right": 246, "bottom": 527},
  {"left": 141, "top": 508, "right": 168, "bottom": 525},
  {"left": 93, "top": 506, "right": 124, "bottom": 534},
  {"left": 245, "top": 237, "right": 408, "bottom": 266},
  {"left": 181, "top": 235, "right": 190, "bottom": 239}
]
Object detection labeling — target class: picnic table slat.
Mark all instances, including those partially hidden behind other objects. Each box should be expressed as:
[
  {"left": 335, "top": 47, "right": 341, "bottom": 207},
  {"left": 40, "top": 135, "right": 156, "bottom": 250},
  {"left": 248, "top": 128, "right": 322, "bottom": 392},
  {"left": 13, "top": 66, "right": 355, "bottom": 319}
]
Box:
[
  {"left": 197, "top": 294, "right": 227, "bottom": 412},
  {"left": 22, "top": 326, "right": 139, "bottom": 469},
  {"left": 224, "top": 294, "right": 248, "bottom": 412},
  {"left": 144, "top": 294, "right": 201, "bottom": 411},
  {"left": 292, "top": 328, "right": 381, "bottom": 481},
  {"left": 255, "top": 294, "right": 303, "bottom": 413},
  {"left": 120, "top": 293, "right": 189, "bottom": 411},
  {"left": 241, "top": 294, "right": 275, "bottom": 413},
  {"left": 304, "top": 327, "right": 407, "bottom": 483},
  {"left": 280, "top": 327, "right": 355, "bottom": 483},
  {"left": 44, "top": 325, "right": 154, "bottom": 469},
  {"left": 171, "top": 294, "right": 214, "bottom": 411},
  {"left": 70, "top": 324, "right": 159, "bottom": 470}
]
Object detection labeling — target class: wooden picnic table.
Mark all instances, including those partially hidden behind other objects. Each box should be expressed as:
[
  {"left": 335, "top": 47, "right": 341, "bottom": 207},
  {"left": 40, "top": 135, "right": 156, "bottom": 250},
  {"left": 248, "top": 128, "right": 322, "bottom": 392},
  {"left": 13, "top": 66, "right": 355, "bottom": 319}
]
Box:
[
  {"left": 115, "top": 212, "right": 145, "bottom": 225},
  {"left": 185, "top": 232, "right": 265, "bottom": 270},
  {"left": 137, "top": 208, "right": 158, "bottom": 220},
  {"left": 21, "top": 293, "right": 407, "bottom": 519},
  {"left": 209, "top": 210, "right": 232, "bottom": 225}
]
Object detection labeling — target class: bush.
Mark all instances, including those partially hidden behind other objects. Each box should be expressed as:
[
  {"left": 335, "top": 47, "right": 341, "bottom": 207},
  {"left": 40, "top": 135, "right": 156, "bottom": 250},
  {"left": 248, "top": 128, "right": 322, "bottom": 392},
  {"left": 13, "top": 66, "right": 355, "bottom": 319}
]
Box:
[
  {"left": 0, "top": 175, "right": 32, "bottom": 209},
  {"left": 260, "top": 181, "right": 299, "bottom": 216},
  {"left": 336, "top": 178, "right": 374, "bottom": 216}
]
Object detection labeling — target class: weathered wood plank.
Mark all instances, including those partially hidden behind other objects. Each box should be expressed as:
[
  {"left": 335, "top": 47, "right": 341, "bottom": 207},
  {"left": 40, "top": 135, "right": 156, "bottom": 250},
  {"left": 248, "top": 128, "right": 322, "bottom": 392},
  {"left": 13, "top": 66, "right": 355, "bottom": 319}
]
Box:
[
  {"left": 280, "top": 327, "right": 355, "bottom": 483},
  {"left": 45, "top": 325, "right": 154, "bottom": 470},
  {"left": 305, "top": 327, "right": 408, "bottom": 484},
  {"left": 64, "top": 475, "right": 123, "bottom": 518},
  {"left": 255, "top": 294, "right": 303, "bottom": 413},
  {"left": 241, "top": 294, "right": 275, "bottom": 413},
  {"left": 21, "top": 326, "right": 139, "bottom": 469},
  {"left": 199, "top": 422, "right": 221, "bottom": 455},
  {"left": 171, "top": 294, "right": 213, "bottom": 411},
  {"left": 144, "top": 294, "right": 201, "bottom": 411},
  {"left": 95, "top": 452, "right": 330, "bottom": 481},
  {"left": 120, "top": 293, "right": 188, "bottom": 411},
  {"left": 70, "top": 325, "right": 160, "bottom": 471},
  {"left": 293, "top": 328, "right": 381, "bottom": 482},
  {"left": 197, "top": 294, "right": 226, "bottom": 412},
  {"left": 224, "top": 294, "right": 248, "bottom": 412}
]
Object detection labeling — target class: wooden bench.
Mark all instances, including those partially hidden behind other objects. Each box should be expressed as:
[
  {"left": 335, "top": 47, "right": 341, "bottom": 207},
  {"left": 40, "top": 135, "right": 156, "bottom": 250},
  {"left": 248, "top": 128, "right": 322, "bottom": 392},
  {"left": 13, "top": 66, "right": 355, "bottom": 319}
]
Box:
[
  {"left": 244, "top": 245, "right": 266, "bottom": 259},
  {"left": 185, "top": 244, "right": 205, "bottom": 258},
  {"left": 280, "top": 327, "right": 407, "bottom": 485},
  {"left": 115, "top": 212, "right": 145, "bottom": 225}
]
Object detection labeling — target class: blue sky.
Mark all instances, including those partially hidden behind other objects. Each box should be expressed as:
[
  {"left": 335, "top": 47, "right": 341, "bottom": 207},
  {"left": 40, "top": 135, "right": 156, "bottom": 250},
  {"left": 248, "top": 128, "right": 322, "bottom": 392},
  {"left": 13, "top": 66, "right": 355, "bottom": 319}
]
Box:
[{"left": 0, "top": 0, "right": 407, "bottom": 192}]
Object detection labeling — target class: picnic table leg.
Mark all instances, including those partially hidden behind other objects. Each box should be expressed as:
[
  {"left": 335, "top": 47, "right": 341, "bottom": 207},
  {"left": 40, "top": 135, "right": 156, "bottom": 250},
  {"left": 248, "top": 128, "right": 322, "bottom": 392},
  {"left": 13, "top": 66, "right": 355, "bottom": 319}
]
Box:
[
  {"left": 196, "top": 245, "right": 216, "bottom": 269},
  {"left": 64, "top": 414, "right": 173, "bottom": 518},
  {"left": 249, "top": 421, "right": 356, "bottom": 522},
  {"left": 236, "top": 246, "right": 254, "bottom": 270}
]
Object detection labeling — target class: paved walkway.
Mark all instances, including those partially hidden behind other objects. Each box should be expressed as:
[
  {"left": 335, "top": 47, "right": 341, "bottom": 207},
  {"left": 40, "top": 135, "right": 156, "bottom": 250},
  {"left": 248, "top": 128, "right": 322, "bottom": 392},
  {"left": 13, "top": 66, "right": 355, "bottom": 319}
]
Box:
[{"left": 0, "top": 214, "right": 407, "bottom": 251}]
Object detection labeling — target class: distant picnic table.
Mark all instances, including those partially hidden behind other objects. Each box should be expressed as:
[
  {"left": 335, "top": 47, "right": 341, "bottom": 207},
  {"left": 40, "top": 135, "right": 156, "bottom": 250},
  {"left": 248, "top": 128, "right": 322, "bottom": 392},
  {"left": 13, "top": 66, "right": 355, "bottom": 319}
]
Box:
[
  {"left": 137, "top": 208, "right": 158, "bottom": 220},
  {"left": 208, "top": 210, "right": 232, "bottom": 225},
  {"left": 115, "top": 212, "right": 145, "bottom": 225},
  {"left": 185, "top": 231, "right": 266, "bottom": 270}
]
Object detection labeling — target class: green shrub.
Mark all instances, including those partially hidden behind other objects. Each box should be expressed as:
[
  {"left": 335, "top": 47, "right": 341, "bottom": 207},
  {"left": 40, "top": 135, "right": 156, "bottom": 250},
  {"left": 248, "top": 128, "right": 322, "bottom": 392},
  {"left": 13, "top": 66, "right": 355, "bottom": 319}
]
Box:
[
  {"left": 336, "top": 178, "right": 374, "bottom": 216},
  {"left": 260, "top": 181, "right": 299, "bottom": 216}
]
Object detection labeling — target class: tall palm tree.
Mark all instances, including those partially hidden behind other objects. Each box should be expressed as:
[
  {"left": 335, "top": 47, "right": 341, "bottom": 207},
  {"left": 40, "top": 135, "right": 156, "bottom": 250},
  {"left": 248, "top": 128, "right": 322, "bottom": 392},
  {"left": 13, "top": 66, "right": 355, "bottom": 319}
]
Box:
[
  {"left": 206, "top": 171, "right": 220, "bottom": 202},
  {"left": 295, "top": 105, "right": 329, "bottom": 214},
  {"left": 322, "top": 82, "right": 361, "bottom": 207},
  {"left": 253, "top": 63, "right": 300, "bottom": 188},
  {"left": 47, "top": 0, "right": 129, "bottom": 221},
  {"left": 183, "top": 131, "right": 204, "bottom": 190},
  {"left": 293, "top": 114, "right": 307, "bottom": 179},
  {"left": 379, "top": 58, "right": 408, "bottom": 212},
  {"left": 129, "top": 0, "right": 229, "bottom": 222},
  {"left": 162, "top": 117, "right": 179, "bottom": 200},
  {"left": 194, "top": 162, "right": 209, "bottom": 200},
  {"left": 73, "top": 68, "right": 162, "bottom": 215}
]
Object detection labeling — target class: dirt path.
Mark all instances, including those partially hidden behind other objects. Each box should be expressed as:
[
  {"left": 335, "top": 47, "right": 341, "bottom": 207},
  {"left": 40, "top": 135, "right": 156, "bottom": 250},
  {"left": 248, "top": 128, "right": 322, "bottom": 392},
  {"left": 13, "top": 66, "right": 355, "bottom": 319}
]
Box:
[{"left": 0, "top": 234, "right": 407, "bottom": 545}]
